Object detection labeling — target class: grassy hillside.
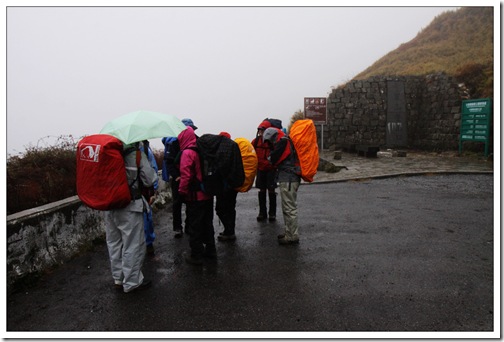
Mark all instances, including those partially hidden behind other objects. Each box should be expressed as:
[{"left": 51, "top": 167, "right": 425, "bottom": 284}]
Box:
[{"left": 354, "top": 7, "right": 494, "bottom": 98}]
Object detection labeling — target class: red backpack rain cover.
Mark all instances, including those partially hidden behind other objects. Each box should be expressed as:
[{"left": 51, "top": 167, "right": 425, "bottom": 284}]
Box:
[{"left": 76, "top": 134, "right": 131, "bottom": 210}]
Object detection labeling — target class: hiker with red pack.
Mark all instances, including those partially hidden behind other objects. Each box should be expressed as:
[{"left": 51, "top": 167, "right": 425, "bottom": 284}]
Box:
[
  {"left": 104, "top": 140, "right": 158, "bottom": 292},
  {"left": 251, "top": 119, "right": 284, "bottom": 222},
  {"left": 77, "top": 135, "right": 158, "bottom": 292},
  {"left": 177, "top": 126, "right": 216, "bottom": 265}
]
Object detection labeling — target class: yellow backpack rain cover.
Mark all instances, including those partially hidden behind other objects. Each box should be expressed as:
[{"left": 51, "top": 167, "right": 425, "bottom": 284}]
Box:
[
  {"left": 289, "top": 119, "right": 319, "bottom": 182},
  {"left": 234, "top": 137, "right": 258, "bottom": 192}
]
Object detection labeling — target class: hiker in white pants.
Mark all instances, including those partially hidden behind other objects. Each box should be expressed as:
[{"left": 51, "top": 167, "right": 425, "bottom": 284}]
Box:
[{"left": 104, "top": 141, "right": 158, "bottom": 293}]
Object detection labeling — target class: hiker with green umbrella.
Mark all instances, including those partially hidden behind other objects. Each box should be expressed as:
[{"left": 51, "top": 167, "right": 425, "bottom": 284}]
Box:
[
  {"left": 103, "top": 140, "right": 158, "bottom": 292},
  {"left": 100, "top": 111, "right": 186, "bottom": 292}
]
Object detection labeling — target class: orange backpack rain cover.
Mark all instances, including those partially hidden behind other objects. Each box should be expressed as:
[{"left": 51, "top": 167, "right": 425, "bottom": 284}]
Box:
[
  {"left": 76, "top": 134, "right": 132, "bottom": 210},
  {"left": 234, "top": 137, "right": 258, "bottom": 192},
  {"left": 289, "top": 119, "right": 319, "bottom": 182}
]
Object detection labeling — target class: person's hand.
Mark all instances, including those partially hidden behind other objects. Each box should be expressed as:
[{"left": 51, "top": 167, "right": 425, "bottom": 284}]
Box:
[{"left": 148, "top": 191, "right": 157, "bottom": 205}]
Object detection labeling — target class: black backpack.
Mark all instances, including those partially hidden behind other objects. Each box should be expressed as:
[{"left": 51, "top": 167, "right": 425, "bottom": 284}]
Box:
[
  {"left": 190, "top": 134, "right": 245, "bottom": 196},
  {"left": 264, "top": 118, "right": 283, "bottom": 129}
]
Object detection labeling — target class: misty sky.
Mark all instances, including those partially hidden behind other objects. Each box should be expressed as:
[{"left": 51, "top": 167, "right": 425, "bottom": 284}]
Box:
[{"left": 6, "top": 5, "right": 460, "bottom": 155}]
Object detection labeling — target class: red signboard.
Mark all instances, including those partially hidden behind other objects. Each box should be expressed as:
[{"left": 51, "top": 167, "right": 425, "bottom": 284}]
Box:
[{"left": 304, "top": 97, "right": 327, "bottom": 124}]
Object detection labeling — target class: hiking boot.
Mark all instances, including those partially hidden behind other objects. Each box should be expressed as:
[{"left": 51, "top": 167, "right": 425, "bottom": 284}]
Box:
[
  {"left": 257, "top": 192, "right": 267, "bottom": 221},
  {"left": 125, "top": 279, "right": 152, "bottom": 293},
  {"left": 218, "top": 234, "right": 236, "bottom": 242},
  {"left": 174, "top": 229, "right": 183, "bottom": 238},
  {"left": 268, "top": 192, "right": 277, "bottom": 221},
  {"left": 203, "top": 250, "right": 217, "bottom": 259},
  {"left": 113, "top": 283, "right": 123, "bottom": 291},
  {"left": 203, "top": 245, "right": 217, "bottom": 259},
  {"left": 184, "top": 252, "right": 204, "bottom": 265},
  {"left": 146, "top": 244, "right": 155, "bottom": 256},
  {"left": 257, "top": 213, "right": 267, "bottom": 222},
  {"left": 278, "top": 238, "right": 300, "bottom": 245}
]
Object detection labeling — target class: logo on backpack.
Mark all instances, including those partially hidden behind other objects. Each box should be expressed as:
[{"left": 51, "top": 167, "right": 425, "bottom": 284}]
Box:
[{"left": 79, "top": 144, "right": 101, "bottom": 162}]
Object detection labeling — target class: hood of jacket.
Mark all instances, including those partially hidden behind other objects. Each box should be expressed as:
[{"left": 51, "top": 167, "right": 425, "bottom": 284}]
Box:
[
  {"left": 177, "top": 127, "right": 196, "bottom": 150},
  {"left": 262, "top": 127, "right": 280, "bottom": 144}
]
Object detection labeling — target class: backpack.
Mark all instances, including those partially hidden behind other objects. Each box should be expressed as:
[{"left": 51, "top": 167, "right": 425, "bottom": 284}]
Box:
[
  {"left": 161, "top": 137, "right": 179, "bottom": 182},
  {"left": 191, "top": 134, "right": 245, "bottom": 196},
  {"left": 234, "top": 138, "right": 258, "bottom": 192},
  {"left": 76, "top": 134, "right": 139, "bottom": 210},
  {"left": 288, "top": 119, "right": 319, "bottom": 182},
  {"left": 264, "top": 118, "right": 283, "bottom": 129},
  {"left": 253, "top": 118, "right": 282, "bottom": 150}
]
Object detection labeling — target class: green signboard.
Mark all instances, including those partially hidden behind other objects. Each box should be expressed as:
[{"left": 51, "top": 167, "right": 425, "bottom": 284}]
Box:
[{"left": 459, "top": 98, "right": 492, "bottom": 157}]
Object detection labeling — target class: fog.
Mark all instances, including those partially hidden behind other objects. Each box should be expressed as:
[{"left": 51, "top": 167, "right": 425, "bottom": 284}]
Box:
[{"left": 6, "top": 5, "right": 459, "bottom": 155}]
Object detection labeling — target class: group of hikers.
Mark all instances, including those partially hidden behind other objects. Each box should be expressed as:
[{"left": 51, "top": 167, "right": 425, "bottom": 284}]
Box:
[{"left": 102, "top": 117, "right": 307, "bottom": 293}]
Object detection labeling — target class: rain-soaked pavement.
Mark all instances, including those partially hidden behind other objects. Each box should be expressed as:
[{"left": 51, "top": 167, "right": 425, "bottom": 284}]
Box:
[{"left": 6, "top": 151, "right": 496, "bottom": 338}]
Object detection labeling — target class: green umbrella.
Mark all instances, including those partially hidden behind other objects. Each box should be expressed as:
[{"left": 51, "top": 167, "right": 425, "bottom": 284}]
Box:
[{"left": 100, "top": 110, "right": 187, "bottom": 144}]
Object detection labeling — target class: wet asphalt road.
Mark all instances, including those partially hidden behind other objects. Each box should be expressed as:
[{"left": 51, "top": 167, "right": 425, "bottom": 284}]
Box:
[{"left": 6, "top": 174, "right": 494, "bottom": 336}]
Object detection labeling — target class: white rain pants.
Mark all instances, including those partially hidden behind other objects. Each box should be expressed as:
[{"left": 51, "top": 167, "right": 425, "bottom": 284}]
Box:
[{"left": 104, "top": 198, "right": 146, "bottom": 293}]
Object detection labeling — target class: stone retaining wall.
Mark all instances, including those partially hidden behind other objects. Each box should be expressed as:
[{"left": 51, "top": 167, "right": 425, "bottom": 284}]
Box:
[
  {"left": 323, "top": 73, "right": 472, "bottom": 151},
  {"left": 6, "top": 173, "right": 171, "bottom": 292},
  {"left": 7, "top": 196, "right": 106, "bottom": 291}
]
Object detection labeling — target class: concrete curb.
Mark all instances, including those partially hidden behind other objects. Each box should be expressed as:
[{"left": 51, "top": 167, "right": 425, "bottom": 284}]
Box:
[{"left": 306, "top": 170, "right": 494, "bottom": 185}]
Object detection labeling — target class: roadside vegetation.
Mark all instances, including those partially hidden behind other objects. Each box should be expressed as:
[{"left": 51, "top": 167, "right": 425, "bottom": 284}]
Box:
[
  {"left": 7, "top": 136, "right": 77, "bottom": 215},
  {"left": 6, "top": 136, "right": 164, "bottom": 215}
]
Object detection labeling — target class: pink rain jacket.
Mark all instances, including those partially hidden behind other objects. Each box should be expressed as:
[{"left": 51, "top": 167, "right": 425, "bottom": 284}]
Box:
[{"left": 177, "top": 127, "right": 212, "bottom": 201}]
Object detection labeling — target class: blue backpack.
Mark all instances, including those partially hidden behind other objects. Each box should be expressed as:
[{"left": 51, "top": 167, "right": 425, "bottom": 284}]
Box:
[{"left": 161, "top": 137, "right": 179, "bottom": 182}]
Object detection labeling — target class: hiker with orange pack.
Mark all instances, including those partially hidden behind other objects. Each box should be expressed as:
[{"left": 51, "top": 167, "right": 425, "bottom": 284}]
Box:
[{"left": 262, "top": 127, "right": 301, "bottom": 245}]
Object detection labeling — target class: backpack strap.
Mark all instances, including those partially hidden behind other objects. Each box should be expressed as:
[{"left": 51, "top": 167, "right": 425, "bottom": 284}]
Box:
[
  {"left": 283, "top": 137, "right": 301, "bottom": 175},
  {"left": 123, "top": 146, "right": 142, "bottom": 199},
  {"left": 134, "top": 149, "right": 143, "bottom": 194},
  {"left": 186, "top": 146, "right": 203, "bottom": 193},
  {"left": 136, "top": 149, "right": 141, "bottom": 168}
]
